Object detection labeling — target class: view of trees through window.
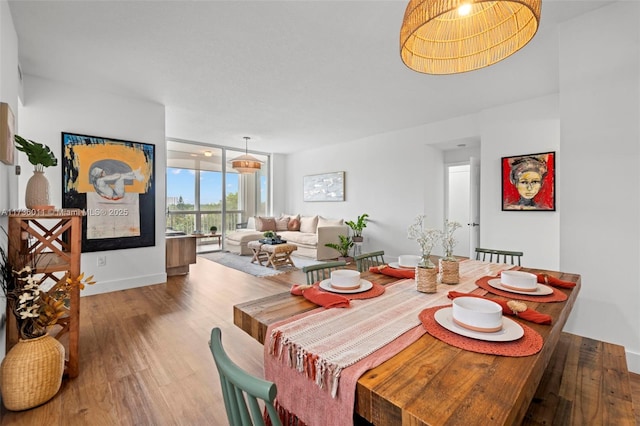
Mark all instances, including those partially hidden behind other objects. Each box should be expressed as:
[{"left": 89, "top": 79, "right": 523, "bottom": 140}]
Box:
[
  {"left": 165, "top": 141, "right": 270, "bottom": 254},
  {"left": 166, "top": 167, "right": 241, "bottom": 234}
]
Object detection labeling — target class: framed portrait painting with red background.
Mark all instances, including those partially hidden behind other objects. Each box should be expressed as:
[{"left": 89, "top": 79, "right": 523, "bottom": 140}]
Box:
[{"left": 501, "top": 151, "right": 555, "bottom": 211}]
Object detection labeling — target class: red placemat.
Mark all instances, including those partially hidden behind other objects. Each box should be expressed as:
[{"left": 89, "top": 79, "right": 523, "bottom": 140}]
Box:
[
  {"left": 314, "top": 281, "right": 385, "bottom": 300},
  {"left": 475, "top": 276, "right": 567, "bottom": 303},
  {"left": 419, "top": 305, "right": 543, "bottom": 357}
]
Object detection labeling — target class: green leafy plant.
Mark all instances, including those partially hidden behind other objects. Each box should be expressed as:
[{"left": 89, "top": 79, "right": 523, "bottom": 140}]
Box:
[
  {"left": 263, "top": 231, "right": 275, "bottom": 239},
  {"left": 324, "top": 235, "right": 354, "bottom": 257},
  {"left": 345, "top": 213, "right": 369, "bottom": 238},
  {"left": 209, "top": 226, "right": 218, "bottom": 234},
  {"left": 15, "top": 135, "right": 58, "bottom": 170}
]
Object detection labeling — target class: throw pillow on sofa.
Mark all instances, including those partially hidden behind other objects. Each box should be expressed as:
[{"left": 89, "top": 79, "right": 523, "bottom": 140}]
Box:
[
  {"left": 275, "top": 216, "right": 290, "bottom": 231},
  {"left": 288, "top": 218, "right": 300, "bottom": 231},
  {"left": 299, "top": 215, "right": 319, "bottom": 233},
  {"left": 255, "top": 216, "right": 276, "bottom": 232}
]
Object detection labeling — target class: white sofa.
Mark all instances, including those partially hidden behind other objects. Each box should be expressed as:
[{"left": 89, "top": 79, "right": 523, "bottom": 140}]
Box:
[{"left": 225, "top": 215, "right": 349, "bottom": 260}]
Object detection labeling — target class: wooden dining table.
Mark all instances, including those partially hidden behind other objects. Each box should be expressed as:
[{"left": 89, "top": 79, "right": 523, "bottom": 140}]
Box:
[{"left": 233, "top": 263, "right": 581, "bottom": 425}]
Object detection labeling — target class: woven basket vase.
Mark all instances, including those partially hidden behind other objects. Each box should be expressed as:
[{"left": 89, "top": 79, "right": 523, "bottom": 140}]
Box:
[
  {"left": 0, "top": 335, "right": 65, "bottom": 411},
  {"left": 439, "top": 259, "right": 460, "bottom": 285}
]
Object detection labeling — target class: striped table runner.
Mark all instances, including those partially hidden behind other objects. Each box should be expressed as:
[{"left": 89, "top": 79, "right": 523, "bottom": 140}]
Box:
[{"left": 268, "top": 259, "right": 512, "bottom": 398}]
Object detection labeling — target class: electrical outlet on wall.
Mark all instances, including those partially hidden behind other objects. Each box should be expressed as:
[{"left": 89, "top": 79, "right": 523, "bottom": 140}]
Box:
[{"left": 97, "top": 256, "right": 107, "bottom": 267}]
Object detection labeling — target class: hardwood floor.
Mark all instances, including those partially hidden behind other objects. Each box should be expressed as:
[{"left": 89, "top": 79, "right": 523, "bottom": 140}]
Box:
[{"left": 1, "top": 258, "right": 638, "bottom": 425}]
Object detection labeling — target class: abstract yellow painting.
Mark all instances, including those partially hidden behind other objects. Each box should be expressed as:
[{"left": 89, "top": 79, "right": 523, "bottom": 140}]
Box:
[{"left": 62, "top": 132, "right": 155, "bottom": 252}]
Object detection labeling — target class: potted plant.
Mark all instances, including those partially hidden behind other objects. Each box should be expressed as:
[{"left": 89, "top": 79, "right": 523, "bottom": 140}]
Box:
[
  {"left": 263, "top": 230, "right": 275, "bottom": 239},
  {"left": 15, "top": 135, "right": 58, "bottom": 209},
  {"left": 0, "top": 236, "right": 96, "bottom": 410},
  {"left": 209, "top": 225, "right": 218, "bottom": 234},
  {"left": 345, "top": 213, "right": 369, "bottom": 243},
  {"left": 262, "top": 230, "right": 282, "bottom": 244},
  {"left": 325, "top": 234, "right": 354, "bottom": 262}
]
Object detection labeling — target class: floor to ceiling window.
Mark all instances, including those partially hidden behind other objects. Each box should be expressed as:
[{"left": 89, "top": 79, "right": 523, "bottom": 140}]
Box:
[{"left": 166, "top": 140, "right": 270, "bottom": 253}]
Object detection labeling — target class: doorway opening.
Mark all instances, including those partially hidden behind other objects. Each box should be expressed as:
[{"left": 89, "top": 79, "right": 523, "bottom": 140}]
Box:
[{"left": 445, "top": 156, "right": 480, "bottom": 259}]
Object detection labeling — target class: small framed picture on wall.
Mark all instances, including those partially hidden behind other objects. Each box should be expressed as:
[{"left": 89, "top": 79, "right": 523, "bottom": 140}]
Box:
[
  {"left": 0, "top": 102, "right": 15, "bottom": 165},
  {"left": 502, "top": 151, "right": 555, "bottom": 211}
]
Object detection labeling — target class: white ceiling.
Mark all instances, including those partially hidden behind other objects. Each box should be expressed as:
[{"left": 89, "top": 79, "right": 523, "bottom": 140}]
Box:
[{"left": 8, "top": 0, "right": 613, "bottom": 154}]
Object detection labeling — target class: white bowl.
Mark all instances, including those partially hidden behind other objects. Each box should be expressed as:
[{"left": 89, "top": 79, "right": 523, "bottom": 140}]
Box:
[
  {"left": 501, "top": 270, "right": 537, "bottom": 292},
  {"left": 330, "top": 270, "right": 361, "bottom": 290},
  {"left": 452, "top": 297, "right": 503, "bottom": 333},
  {"left": 398, "top": 255, "right": 420, "bottom": 268}
]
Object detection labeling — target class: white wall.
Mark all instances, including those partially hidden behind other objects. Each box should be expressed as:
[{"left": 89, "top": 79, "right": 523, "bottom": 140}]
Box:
[
  {"left": 559, "top": 2, "right": 640, "bottom": 373},
  {"left": 285, "top": 114, "right": 478, "bottom": 259},
  {"left": 17, "top": 76, "right": 167, "bottom": 296},
  {"left": 0, "top": 0, "right": 19, "bottom": 211},
  {"left": 0, "top": 0, "right": 20, "bottom": 367},
  {"left": 479, "top": 94, "right": 561, "bottom": 270}
]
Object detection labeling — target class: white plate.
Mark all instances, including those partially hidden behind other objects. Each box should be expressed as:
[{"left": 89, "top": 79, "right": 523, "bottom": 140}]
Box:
[
  {"left": 434, "top": 307, "right": 524, "bottom": 342},
  {"left": 487, "top": 278, "right": 553, "bottom": 296},
  {"left": 319, "top": 279, "right": 373, "bottom": 294},
  {"left": 388, "top": 262, "right": 415, "bottom": 270}
]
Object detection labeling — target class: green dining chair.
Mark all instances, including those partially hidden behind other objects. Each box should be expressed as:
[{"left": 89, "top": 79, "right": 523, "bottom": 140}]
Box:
[
  {"left": 209, "top": 328, "right": 282, "bottom": 426},
  {"left": 354, "top": 250, "right": 385, "bottom": 272},
  {"left": 475, "top": 248, "right": 523, "bottom": 266},
  {"left": 302, "top": 261, "right": 347, "bottom": 285}
]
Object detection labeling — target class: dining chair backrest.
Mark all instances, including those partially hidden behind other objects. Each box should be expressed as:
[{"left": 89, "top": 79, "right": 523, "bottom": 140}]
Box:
[
  {"left": 302, "top": 261, "right": 348, "bottom": 285},
  {"left": 209, "top": 328, "right": 282, "bottom": 426},
  {"left": 354, "top": 250, "right": 386, "bottom": 272},
  {"left": 475, "top": 248, "right": 523, "bottom": 266}
]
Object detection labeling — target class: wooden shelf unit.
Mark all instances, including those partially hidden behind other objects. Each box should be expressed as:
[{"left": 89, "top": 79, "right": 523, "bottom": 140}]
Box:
[{"left": 6, "top": 209, "right": 84, "bottom": 377}]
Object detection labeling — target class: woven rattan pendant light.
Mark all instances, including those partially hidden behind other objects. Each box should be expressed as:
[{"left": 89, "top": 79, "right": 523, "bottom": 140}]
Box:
[
  {"left": 400, "top": 0, "right": 542, "bottom": 75},
  {"left": 231, "top": 137, "right": 262, "bottom": 174}
]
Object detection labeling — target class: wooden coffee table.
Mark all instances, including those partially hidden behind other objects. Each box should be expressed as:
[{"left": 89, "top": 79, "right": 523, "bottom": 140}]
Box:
[{"left": 248, "top": 241, "right": 297, "bottom": 270}]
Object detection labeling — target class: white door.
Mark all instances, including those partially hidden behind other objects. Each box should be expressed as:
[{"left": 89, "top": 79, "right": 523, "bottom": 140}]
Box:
[
  {"left": 446, "top": 164, "right": 470, "bottom": 257},
  {"left": 468, "top": 156, "right": 481, "bottom": 258}
]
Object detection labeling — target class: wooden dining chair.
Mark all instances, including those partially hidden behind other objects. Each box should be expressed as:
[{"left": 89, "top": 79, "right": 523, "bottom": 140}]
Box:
[
  {"left": 354, "top": 250, "right": 385, "bottom": 272},
  {"left": 209, "top": 328, "right": 282, "bottom": 426},
  {"left": 302, "top": 261, "right": 347, "bottom": 285},
  {"left": 475, "top": 248, "right": 523, "bottom": 266}
]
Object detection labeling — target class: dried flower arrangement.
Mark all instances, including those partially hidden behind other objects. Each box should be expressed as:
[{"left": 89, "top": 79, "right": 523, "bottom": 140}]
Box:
[
  {"left": 0, "top": 235, "right": 95, "bottom": 340},
  {"left": 407, "top": 215, "right": 440, "bottom": 268},
  {"left": 440, "top": 220, "right": 462, "bottom": 261}
]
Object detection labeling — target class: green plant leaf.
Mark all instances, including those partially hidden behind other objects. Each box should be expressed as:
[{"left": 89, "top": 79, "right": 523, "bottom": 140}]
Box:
[{"left": 14, "top": 135, "right": 58, "bottom": 168}]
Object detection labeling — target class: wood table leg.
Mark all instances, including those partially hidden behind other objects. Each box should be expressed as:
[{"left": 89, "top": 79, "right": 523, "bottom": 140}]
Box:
[
  {"left": 267, "top": 252, "right": 279, "bottom": 269},
  {"left": 250, "top": 248, "right": 264, "bottom": 265},
  {"left": 266, "top": 250, "right": 296, "bottom": 269}
]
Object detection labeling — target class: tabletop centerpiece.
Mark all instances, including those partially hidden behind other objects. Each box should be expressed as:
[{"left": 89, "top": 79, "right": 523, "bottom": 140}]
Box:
[
  {"left": 260, "top": 230, "right": 285, "bottom": 245},
  {"left": 439, "top": 220, "right": 462, "bottom": 284},
  {"left": 0, "top": 241, "right": 95, "bottom": 411},
  {"left": 408, "top": 215, "right": 440, "bottom": 293}
]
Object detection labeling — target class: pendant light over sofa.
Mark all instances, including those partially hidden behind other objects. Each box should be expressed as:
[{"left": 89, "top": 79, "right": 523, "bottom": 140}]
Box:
[{"left": 231, "top": 137, "right": 262, "bottom": 174}]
